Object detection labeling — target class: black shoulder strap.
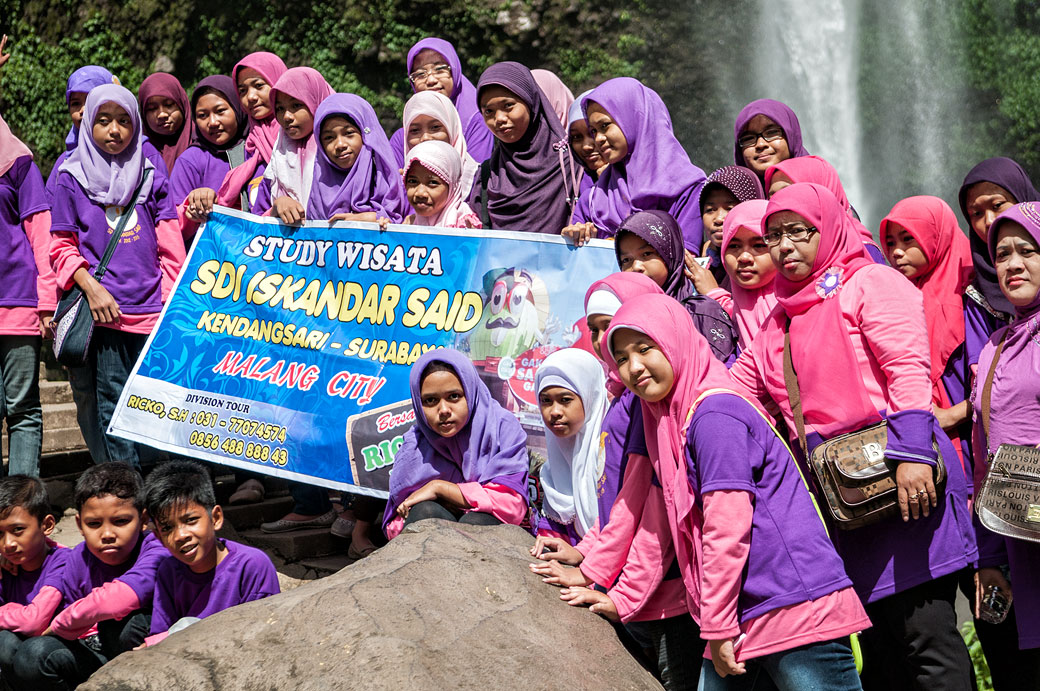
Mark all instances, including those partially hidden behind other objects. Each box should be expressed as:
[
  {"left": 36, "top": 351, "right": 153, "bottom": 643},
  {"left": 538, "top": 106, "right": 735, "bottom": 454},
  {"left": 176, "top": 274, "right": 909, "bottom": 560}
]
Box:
[
  {"left": 478, "top": 160, "right": 492, "bottom": 229},
  {"left": 94, "top": 169, "right": 151, "bottom": 282}
]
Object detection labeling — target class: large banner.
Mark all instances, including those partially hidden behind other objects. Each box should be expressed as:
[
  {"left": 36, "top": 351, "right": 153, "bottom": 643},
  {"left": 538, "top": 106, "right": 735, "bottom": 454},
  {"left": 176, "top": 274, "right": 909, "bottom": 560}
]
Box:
[{"left": 109, "top": 208, "right": 615, "bottom": 498}]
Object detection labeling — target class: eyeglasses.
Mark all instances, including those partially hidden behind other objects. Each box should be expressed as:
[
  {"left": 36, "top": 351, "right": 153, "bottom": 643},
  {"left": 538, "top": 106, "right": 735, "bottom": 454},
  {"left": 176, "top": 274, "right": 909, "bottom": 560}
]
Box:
[
  {"left": 763, "top": 226, "right": 818, "bottom": 246},
  {"left": 409, "top": 64, "right": 451, "bottom": 84},
  {"left": 738, "top": 126, "right": 786, "bottom": 150}
]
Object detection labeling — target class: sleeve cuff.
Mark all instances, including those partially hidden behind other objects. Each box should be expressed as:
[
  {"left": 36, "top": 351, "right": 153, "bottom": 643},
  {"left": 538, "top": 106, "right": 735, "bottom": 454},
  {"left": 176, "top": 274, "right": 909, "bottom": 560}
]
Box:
[{"left": 885, "top": 409, "right": 938, "bottom": 466}]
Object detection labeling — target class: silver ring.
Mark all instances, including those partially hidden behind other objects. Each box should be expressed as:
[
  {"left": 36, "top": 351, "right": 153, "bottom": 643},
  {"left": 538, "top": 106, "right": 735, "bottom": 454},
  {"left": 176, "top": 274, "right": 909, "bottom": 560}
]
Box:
[{"left": 908, "top": 492, "right": 920, "bottom": 500}]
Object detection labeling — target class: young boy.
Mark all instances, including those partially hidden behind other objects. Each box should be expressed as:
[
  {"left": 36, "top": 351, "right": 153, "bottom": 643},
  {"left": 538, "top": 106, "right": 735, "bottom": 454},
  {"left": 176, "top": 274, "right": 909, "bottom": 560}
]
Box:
[
  {"left": 0, "top": 476, "right": 68, "bottom": 678},
  {"left": 12, "top": 463, "right": 167, "bottom": 689},
  {"left": 144, "top": 460, "right": 279, "bottom": 645}
]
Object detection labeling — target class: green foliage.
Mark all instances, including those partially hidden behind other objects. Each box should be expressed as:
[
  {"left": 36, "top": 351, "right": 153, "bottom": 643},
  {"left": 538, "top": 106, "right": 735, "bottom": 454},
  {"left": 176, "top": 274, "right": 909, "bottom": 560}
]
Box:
[{"left": 960, "top": 621, "right": 994, "bottom": 691}]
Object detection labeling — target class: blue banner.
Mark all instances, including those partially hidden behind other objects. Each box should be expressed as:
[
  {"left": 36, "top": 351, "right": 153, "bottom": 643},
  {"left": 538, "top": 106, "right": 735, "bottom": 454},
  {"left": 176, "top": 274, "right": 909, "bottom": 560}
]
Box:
[{"left": 109, "top": 208, "right": 616, "bottom": 498}]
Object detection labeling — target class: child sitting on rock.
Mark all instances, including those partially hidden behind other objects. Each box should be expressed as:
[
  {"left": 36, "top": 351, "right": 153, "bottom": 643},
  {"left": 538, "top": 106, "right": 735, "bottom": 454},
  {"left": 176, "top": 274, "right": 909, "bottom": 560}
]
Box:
[
  {"left": 143, "top": 460, "right": 279, "bottom": 646},
  {"left": 382, "top": 349, "right": 529, "bottom": 537},
  {"left": 13, "top": 463, "right": 168, "bottom": 689},
  {"left": 0, "top": 476, "right": 69, "bottom": 678}
]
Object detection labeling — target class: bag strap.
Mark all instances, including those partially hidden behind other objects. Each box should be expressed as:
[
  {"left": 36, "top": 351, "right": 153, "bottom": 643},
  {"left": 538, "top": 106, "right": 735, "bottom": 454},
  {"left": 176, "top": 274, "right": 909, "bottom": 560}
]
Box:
[
  {"left": 478, "top": 160, "right": 492, "bottom": 229},
  {"left": 782, "top": 320, "right": 809, "bottom": 460},
  {"left": 981, "top": 330, "right": 1010, "bottom": 441},
  {"left": 93, "top": 169, "right": 151, "bottom": 282}
]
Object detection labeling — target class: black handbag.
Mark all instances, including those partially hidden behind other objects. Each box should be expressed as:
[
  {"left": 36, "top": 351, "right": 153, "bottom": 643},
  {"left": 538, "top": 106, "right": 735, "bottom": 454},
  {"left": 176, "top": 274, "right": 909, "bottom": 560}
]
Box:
[{"left": 52, "top": 172, "right": 149, "bottom": 367}]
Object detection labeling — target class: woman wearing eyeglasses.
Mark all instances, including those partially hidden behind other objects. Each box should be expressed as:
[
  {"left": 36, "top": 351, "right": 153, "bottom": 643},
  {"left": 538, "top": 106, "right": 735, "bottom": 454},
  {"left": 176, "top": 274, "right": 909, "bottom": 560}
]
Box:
[
  {"left": 728, "top": 183, "right": 977, "bottom": 690},
  {"left": 732, "top": 99, "right": 810, "bottom": 182},
  {"left": 387, "top": 38, "right": 494, "bottom": 171}
]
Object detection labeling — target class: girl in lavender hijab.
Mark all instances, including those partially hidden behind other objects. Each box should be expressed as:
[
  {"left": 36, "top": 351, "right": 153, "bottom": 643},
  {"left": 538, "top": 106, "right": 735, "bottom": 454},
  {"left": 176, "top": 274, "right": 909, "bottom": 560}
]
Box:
[
  {"left": 732, "top": 98, "right": 810, "bottom": 181},
  {"left": 566, "top": 78, "right": 708, "bottom": 250},
  {"left": 382, "top": 349, "right": 529, "bottom": 538},
  {"left": 307, "top": 93, "right": 406, "bottom": 224},
  {"left": 50, "top": 84, "right": 185, "bottom": 469},
  {"left": 473, "top": 62, "right": 573, "bottom": 235}
]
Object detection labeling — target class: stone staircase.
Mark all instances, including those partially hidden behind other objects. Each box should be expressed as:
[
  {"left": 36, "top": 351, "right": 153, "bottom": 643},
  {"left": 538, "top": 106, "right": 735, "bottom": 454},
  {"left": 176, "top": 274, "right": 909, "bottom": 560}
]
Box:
[{"left": 1, "top": 348, "right": 90, "bottom": 472}]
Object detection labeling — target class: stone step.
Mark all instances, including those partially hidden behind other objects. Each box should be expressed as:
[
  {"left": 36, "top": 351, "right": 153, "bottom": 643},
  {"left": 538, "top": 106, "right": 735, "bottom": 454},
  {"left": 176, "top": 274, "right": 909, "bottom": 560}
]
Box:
[
  {"left": 296, "top": 554, "right": 354, "bottom": 578},
  {"left": 40, "top": 380, "right": 74, "bottom": 405},
  {"left": 220, "top": 496, "right": 295, "bottom": 531},
  {"left": 237, "top": 527, "right": 347, "bottom": 561},
  {"left": 43, "top": 402, "right": 79, "bottom": 431}
]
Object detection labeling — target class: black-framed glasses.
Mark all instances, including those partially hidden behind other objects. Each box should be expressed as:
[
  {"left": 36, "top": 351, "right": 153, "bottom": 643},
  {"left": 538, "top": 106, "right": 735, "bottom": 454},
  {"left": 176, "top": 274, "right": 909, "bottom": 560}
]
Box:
[
  {"left": 738, "top": 126, "right": 786, "bottom": 149},
  {"left": 763, "top": 226, "right": 818, "bottom": 246},
  {"left": 409, "top": 64, "right": 451, "bottom": 84}
]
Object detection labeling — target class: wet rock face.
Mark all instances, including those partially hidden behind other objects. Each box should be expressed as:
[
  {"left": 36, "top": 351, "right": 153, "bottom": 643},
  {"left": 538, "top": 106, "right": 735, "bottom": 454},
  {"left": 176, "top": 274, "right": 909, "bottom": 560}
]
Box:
[{"left": 82, "top": 521, "right": 663, "bottom": 691}]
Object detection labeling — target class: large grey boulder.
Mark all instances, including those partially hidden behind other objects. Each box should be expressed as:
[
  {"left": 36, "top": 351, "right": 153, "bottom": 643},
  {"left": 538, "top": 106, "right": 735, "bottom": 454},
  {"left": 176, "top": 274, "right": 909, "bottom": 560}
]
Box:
[{"left": 82, "top": 520, "right": 663, "bottom": 690}]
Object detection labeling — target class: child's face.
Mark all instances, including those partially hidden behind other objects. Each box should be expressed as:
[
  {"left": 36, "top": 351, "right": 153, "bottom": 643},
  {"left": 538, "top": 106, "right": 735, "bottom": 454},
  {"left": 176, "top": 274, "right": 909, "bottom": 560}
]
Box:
[
  {"left": 586, "top": 313, "right": 612, "bottom": 361},
  {"left": 883, "top": 222, "right": 929, "bottom": 280},
  {"left": 154, "top": 501, "right": 225, "bottom": 574},
  {"left": 480, "top": 86, "right": 531, "bottom": 145},
  {"left": 68, "top": 91, "right": 88, "bottom": 128},
  {"left": 77, "top": 495, "right": 146, "bottom": 567},
  {"left": 539, "top": 386, "right": 586, "bottom": 439},
  {"left": 405, "top": 162, "right": 450, "bottom": 218},
  {"left": 406, "top": 114, "right": 450, "bottom": 150},
  {"left": 724, "top": 226, "right": 776, "bottom": 289},
  {"left": 610, "top": 328, "right": 675, "bottom": 403},
  {"left": 616, "top": 232, "right": 669, "bottom": 288},
  {"left": 739, "top": 114, "right": 791, "bottom": 176},
  {"left": 275, "top": 92, "right": 313, "bottom": 141},
  {"left": 91, "top": 102, "right": 134, "bottom": 156},
  {"left": 143, "top": 95, "right": 184, "bottom": 136},
  {"left": 319, "top": 116, "right": 363, "bottom": 171},
  {"left": 410, "top": 49, "right": 454, "bottom": 97},
  {"left": 420, "top": 370, "right": 469, "bottom": 438},
  {"left": 0, "top": 507, "right": 55, "bottom": 572},
  {"left": 701, "top": 187, "right": 740, "bottom": 249},
  {"left": 236, "top": 67, "right": 273, "bottom": 121},
  {"left": 964, "top": 181, "right": 1015, "bottom": 241},
  {"left": 586, "top": 102, "right": 628, "bottom": 166},
  {"left": 568, "top": 120, "right": 604, "bottom": 173},
  {"left": 194, "top": 93, "right": 239, "bottom": 147}
]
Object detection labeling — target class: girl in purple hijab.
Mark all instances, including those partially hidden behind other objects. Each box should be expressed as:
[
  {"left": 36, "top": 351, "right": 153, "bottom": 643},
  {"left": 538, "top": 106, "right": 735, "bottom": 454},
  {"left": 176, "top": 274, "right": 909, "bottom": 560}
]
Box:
[
  {"left": 696, "top": 165, "right": 765, "bottom": 287},
  {"left": 47, "top": 66, "right": 119, "bottom": 200},
  {"left": 732, "top": 98, "right": 810, "bottom": 180},
  {"left": 307, "top": 93, "right": 406, "bottom": 223},
  {"left": 382, "top": 349, "right": 530, "bottom": 538},
  {"left": 971, "top": 202, "right": 1040, "bottom": 682},
  {"left": 613, "top": 210, "right": 738, "bottom": 362},
  {"left": 388, "top": 37, "right": 494, "bottom": 169},
  {"left": 473, "top": 62, "right": 572, "bottom": 235},
  {"left": 570, "top": 78, "right": 707, "bottom": 251}
]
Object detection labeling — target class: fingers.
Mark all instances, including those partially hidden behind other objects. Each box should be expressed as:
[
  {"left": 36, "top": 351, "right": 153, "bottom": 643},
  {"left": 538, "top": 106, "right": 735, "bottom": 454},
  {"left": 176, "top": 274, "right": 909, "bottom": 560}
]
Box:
[{"left": 898, "top": 485, "right": 910, "bottom": 522}]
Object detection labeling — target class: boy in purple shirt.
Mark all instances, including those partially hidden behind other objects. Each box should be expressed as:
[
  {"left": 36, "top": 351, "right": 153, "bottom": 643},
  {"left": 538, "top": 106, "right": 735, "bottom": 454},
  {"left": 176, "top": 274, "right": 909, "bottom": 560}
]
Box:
[
  {"left": 0, "top": 476, "right": 68, "bottom": 679},
  {"left": 13, "top": 463, "right": 166, "bottom": 690},
  {"left": 144, "top": 461, "right": 279, "bottom": 646}
]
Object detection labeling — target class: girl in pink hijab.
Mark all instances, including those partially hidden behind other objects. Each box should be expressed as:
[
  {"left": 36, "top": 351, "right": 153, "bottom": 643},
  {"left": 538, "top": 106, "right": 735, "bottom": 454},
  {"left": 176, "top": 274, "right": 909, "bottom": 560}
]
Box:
[
  {"left": 531, "top": 69, "right": 574, "bottom": 127},
  {"left": 401, "top": 140, "right": 480, "bottom": 228},
  {"left": 728, "top": 182, "right": 977, "bottom": 689},
  {"left": 260, "top": 67, "right": 333, "bottom": 224},
  {"left": 605, "top": 293, "right": 866, "bottom": 689},
  {"left": 137, "top": 72, "right": 193, "bottom": 174},
  {"left": 401, "top": 91, "right": 479, "bottom": 201},
  {"left": 698, "top": 200, "right": 777, "bottom": 350}
]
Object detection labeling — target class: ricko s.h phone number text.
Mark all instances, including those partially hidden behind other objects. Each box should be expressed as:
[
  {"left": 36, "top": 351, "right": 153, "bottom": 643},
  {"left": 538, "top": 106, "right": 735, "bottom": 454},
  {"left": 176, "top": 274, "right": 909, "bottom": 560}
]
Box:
[{"left": 125, "top": 394, "right": 290, "bottom": 467}]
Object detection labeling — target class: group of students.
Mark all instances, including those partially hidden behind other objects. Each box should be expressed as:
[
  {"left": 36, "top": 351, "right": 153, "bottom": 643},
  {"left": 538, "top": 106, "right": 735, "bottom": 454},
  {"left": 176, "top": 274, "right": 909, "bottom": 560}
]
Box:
[{"left": 0, "top": 33, "right": 1038, "bottom": 691}]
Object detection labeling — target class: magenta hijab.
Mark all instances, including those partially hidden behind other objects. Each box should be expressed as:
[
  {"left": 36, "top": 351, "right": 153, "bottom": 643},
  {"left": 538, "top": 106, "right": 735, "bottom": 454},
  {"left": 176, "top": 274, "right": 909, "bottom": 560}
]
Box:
[
  {"left": 264, "top": 67, "right": 334, "bottom": 206},
  {"left": 382, "top": 348, "right": 530, "bottom": 532},
  {"left": 531, "top": 69, "right": 574, "bottom": 126},
  {"left": 59, "top": 84, "right": 153, "bottom": 207},
  {"left": 137, "top": 72, "right": 193, "bottom": 173},
  {"left": 720, "top": 199, "right": 777, "bottom": 348},
  {"left": 232, "top": 52, "right": 288, "bottom": 163},
  {"left": 581, "top": 77, "right": 706, "bottom": 236},
  {"left": 977, "top": 201, "right": 1040, "bottom": 451},
  {"left": 764, "top": 182, "right": 879, "bottom": 433},
  {"left": 733, "top": 98, "right": 810, "bottom": 172}
]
